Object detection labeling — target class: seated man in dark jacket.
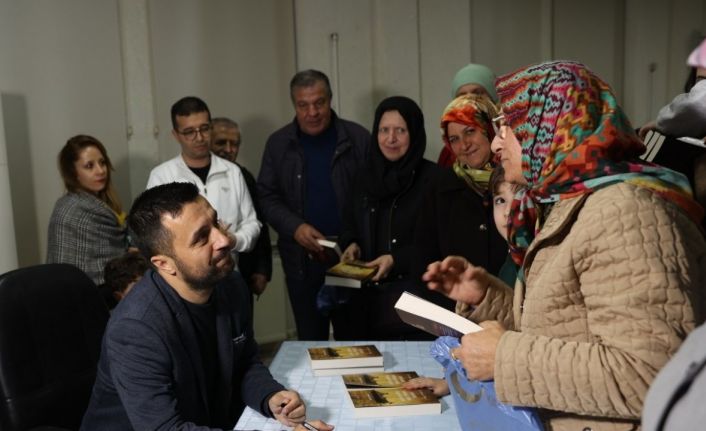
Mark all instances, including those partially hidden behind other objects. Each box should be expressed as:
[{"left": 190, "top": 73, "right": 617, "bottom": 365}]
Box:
[{"left": 80, "top": 182, "right": 305, "bottom": 430}]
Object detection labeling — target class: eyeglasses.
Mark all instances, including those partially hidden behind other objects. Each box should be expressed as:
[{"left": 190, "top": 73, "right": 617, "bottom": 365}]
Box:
[
  {"left": 491, "top": 114, "right": 507, "bottom": 139},
  {"left": 177, "top": 124, "right": 212, "bottom": 141}
]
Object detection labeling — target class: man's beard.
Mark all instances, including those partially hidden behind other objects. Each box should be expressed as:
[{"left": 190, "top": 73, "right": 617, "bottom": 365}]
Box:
[{"left": 175, "top": 252, "right": 234, "bottom": 292}]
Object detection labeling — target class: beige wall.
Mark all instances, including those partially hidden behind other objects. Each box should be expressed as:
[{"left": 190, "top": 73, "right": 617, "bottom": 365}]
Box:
[
  {"left": 1, "top": 0, "right": 705, "bottom": 340},
  {"left": 0, "top": 0, "right": 128, "bottom": 268}
]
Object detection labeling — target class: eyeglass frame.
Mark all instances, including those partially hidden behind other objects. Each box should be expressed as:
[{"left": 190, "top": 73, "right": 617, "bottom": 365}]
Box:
[
  {"left": 491, "top": 114, "right": 507, "bottom": 139},
  {"left": 176, "top": 123, "right": 213, "bottom": 141}
]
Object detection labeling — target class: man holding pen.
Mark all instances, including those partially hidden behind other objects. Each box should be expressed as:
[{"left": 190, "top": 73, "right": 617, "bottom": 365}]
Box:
[{"left": 80, "top": 183, "right": 305, "bottom": 430}]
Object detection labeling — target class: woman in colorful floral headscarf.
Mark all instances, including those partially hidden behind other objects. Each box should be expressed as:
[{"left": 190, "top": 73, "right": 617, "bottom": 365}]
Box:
[
  {"left": 423, "top": 61, "right": 706, "bottom": 430},
  {"left": 412, "top": 95, "right": 508, "bottom": 314}
]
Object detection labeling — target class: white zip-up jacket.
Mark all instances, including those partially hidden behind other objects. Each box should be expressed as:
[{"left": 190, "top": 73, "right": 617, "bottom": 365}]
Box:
[{"left": 146, "top": 153, "right": 261, "bottom": 254}]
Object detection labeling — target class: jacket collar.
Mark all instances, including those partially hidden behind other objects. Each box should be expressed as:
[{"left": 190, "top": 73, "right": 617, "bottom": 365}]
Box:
[{"left": 176, "top": 152, "right": 230, "bottom": 178}]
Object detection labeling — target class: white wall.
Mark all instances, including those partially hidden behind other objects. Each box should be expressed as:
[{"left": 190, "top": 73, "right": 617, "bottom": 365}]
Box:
[
  {"left": 0, "top": 0, "right": 128, "bottom": 266},
  {"left": 148, "top": 0, "right": 296, "bottom": 174},
  {"left": 0, "top": 95, "right": 17, "bottom": 274}
]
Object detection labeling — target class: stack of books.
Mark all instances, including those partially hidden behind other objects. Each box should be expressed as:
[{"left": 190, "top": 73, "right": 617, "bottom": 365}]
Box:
[
  {"left": 342, "top": 371, "right": 440, "bottom": 418},
  {"left": 307, "top": 344, "right": 384, "bottom": 376}
]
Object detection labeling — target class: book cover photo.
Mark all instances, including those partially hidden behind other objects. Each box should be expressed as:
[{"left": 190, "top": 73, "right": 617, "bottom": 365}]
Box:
[
  {"left": 324, "top": 260, "right": 377, "bottom": 288},
  {"left": 347, "top": 387, "right": 440, "bottom": 418},
  {"left": 308, "top": 344, "right": 384, "bottom": 370},
  {"left": 343, "top": 371, "right": 419, "bottom": 388}
]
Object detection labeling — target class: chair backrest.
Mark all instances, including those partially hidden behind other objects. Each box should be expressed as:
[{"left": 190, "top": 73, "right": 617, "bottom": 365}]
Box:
[{"left": 0, "top": 264, "right": 109, "bottom": 431}]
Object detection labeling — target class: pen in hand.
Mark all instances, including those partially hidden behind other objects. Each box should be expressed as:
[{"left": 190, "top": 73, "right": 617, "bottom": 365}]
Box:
[{"left": 302, "top": 421, "right": 318, "bottom": 431}]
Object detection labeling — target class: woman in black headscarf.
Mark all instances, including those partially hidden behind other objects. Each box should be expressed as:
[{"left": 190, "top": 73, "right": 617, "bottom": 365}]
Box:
[{"left": 333, "top": 96, "right": 438, "bottom": 340}]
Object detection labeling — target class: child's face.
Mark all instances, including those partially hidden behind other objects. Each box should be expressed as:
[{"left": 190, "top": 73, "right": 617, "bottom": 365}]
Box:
[{"left": 493, "top": 182, "right": 515, "bottom": 241}]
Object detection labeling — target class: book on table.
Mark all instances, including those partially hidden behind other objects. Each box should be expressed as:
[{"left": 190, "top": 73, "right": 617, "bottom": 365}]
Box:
[
  {"left": 324, "top": 260, "right": 376, "bottom": 288},
  {"left": 307, "top": 344, "right": 384, "bottom": 376},
  {"left": 342, "top": 371, "right": 419, "bottom": 388},
  {"left": 394, "top": 291, "right": 482, "bottom": 338},
  {"left": 313, "top": 365, "right": 385, "bottom": 377},
  {"left": 347, "top": 387, "right": 440, "bottom": 418}
]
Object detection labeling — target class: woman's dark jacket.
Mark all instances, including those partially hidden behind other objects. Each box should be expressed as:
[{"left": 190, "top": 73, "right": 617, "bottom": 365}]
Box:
[
  {"left": 412, "top": 167, "right": 508, "bottom": 310},
  {"left": 338, "top": 159, "right": 438, "bottom": 280}
]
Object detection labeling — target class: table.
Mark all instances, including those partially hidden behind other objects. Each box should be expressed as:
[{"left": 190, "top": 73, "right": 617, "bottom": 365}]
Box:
[{"left": 234, "top": 341, "right": 461, "bottom": 431}]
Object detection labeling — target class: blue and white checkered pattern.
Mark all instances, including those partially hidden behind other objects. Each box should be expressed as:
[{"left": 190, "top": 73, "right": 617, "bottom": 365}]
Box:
[{"left": 234, "top": 341, "right": 461, "bottom": 431}]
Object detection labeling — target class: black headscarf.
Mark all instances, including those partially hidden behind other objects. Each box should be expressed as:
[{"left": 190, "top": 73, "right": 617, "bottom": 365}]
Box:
[{"left": 364, "top": 96, "right": 426, "bottom": 199}]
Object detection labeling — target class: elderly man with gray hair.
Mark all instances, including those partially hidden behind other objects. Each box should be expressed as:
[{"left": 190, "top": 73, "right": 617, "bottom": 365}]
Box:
[{"left": 257, "top": 69, "right": 370, "bottom": 340}]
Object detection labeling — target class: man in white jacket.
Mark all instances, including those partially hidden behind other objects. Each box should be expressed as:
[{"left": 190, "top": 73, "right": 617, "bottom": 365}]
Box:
[{"left": 146, "top": 96, "right": 260, "bottom": 264}]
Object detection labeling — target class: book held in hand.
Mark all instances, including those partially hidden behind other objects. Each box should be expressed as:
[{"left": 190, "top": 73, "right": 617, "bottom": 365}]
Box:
[
  {"left": 394, "top": 291, "right": 482, "bottom": 338},
  {"left": 342, "top": 371, "right": 419, "bottom": 388},
  {"left": 311, "top": 238, "right": 342, "bottom": 267},
  {"left": 347, "top": 387, "right": 440, "bottom": 418},
  {"left": 307, "top": 344, "right": 384, "bottom": 370},
  {"left": 324, "top": 260, "right": 376, "bottom": 288}
]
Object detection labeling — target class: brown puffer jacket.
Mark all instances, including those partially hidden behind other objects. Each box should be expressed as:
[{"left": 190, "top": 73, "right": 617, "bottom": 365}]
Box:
[{"left": 459, "top": 182, "right": 706, "bottom": 431}]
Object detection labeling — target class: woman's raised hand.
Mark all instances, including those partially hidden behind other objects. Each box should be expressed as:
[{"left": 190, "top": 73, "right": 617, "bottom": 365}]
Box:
[{"left": 422, "top": 256, "right": 490, "bottom": 306}]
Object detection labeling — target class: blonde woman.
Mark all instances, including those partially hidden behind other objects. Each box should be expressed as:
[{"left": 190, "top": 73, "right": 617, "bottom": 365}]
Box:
[{"left": 47, "top": 135, "right": 128, "bottom": 284}]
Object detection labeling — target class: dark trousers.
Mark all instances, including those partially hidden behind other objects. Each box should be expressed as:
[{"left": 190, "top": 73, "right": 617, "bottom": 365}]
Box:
[{"left": 285, "top": 259, "right": 330, "bottom": 340}]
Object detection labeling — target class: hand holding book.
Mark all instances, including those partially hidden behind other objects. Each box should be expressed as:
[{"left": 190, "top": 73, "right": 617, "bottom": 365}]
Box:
[
  {"left": 341, "top": 242, "right": 391, "bottom": 281},
  {"left": 340, "top": 242, "right": 361, "bottom": 263},
  {"left": 365, "top": 254, "right": 393, "bottom": 281},
  {"left": 295, "top": 223, "right": 325, "bottom": 253},
  {"left": 455, "top": 320, "right": 506, "bottom": 381}
]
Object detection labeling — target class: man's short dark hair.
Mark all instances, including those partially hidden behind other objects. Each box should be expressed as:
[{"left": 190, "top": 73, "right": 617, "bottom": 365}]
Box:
[
  {"left": 289, "top": 69, "right": 332, "bottom": 102},
  {"left": 128, "top": 182, "right": 201, "bottom": 261},
  {"left": 170, "top": 96, "right": 211, "bottom": 130},
  {"left": 103, "top": 251, "right": 150, "bottom": 295}
]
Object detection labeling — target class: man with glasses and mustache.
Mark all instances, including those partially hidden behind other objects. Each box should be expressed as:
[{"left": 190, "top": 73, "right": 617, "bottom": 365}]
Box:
[
  {"left": 80, "top": 183, "right": 306, "bottom": 430},
  {"left": 147, "top": 97, "right": 260, "bottom": 270}
]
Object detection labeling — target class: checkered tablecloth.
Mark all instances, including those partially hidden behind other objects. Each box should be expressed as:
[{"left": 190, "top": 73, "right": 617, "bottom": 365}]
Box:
[{"left": 234, "top": 340, "right": 461, "bottom": 431}]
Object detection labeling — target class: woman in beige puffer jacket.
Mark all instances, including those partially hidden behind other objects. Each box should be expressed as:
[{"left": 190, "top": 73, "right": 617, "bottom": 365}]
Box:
[{"left": 424, "top": 61, "right": 706, "bottom": 431}]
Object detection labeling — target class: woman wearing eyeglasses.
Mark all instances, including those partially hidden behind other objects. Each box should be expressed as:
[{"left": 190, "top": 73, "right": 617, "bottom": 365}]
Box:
[
  {"left": 424, "top": 61, "right": 706, "bottom": 430},
  {"left": 47, "top": 135, "right": 129, "bottom": 284},
  {"left": 412, "top": 95, "right": 508, "bottom": 313}
]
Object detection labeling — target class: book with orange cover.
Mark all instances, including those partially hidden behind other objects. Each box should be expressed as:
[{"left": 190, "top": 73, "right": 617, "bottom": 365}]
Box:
[
  {"left": 347, "top": 387, "right": 440, "bottom": 418},
  {"left": 324, "top": 260, "right": 376, "bottom": 288},
  {"left": 342, "top": 371, "right": 419, "bottom": 388},
  {"left": 307, "top": 345, "right": 383, "bottom": 370}
]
